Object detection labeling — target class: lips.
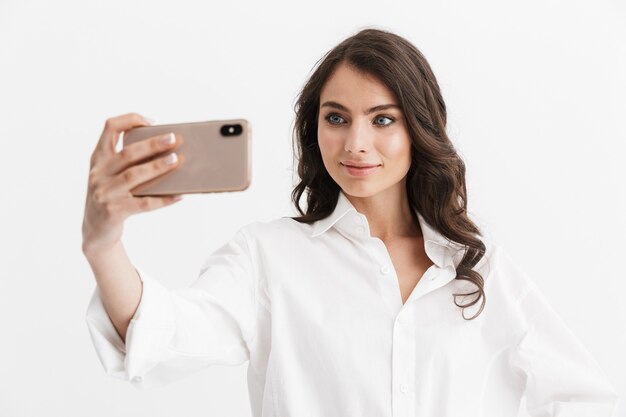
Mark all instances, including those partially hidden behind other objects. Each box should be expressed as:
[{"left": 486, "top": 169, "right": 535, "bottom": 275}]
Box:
[
  {"left": 340, "top": 161, "right": 381, "bottom": 168},
  {"left": 341, "top": 162, "right": 381, "bottom": 177}
]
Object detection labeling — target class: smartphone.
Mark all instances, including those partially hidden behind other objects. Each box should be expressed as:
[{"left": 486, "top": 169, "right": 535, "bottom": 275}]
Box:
[{"left": 122, "top": 118, "right": 251, "bottom": 196}]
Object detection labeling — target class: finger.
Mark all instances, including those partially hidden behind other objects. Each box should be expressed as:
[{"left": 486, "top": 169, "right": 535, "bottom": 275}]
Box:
[
  {"left": 94, "top": 113, "right": 153, "bottom": 160},
  {"left": 105, "top": 132, "right": 181, "bottom": 176},
  {"left": 118, "top": 194, "right": 183, "bottom": 216},
  {"left": 106, "top": 151, "right": 183, "bottom": 199}
]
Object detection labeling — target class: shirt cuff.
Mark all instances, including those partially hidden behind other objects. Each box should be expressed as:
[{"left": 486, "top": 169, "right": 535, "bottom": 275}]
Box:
[{"left": 85, "top": 265, "right": 176, "bottom": 388}]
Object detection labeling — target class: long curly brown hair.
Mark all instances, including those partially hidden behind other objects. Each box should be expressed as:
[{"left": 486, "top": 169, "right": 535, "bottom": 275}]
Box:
[{"left": 289, "top": 28, "right": 487, "bottom": 320}]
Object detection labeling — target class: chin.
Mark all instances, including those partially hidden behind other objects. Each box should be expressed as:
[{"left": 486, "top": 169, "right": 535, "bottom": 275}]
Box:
[{"left": 337, "top": 182, "right": 382, "bottom": 198}]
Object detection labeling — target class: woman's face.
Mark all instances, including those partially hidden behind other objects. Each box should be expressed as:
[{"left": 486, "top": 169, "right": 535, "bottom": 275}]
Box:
[{"left": 317, "top": 62, "right": 412, "bottom": 199}]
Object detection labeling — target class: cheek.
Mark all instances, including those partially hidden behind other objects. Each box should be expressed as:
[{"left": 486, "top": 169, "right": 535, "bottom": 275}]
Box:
[
  {"left": 317, "top": 125, "right": 342, "bottom": 154},
  {"left": 381, "top": 132, "right": 412, "bottom": 161}
]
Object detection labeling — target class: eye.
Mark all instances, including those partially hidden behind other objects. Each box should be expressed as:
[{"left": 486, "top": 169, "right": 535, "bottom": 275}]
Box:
[
  {"left": 325, "top": 113, "right": 345, "bottom": 125},
  {"left": 374, "top": 115, "right": 394, "bottom": 126}
]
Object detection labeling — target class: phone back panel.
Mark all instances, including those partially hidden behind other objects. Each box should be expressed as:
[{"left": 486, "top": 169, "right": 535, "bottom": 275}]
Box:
[{"left": 122, "top": 118, "right": 251, "bottom": 196}]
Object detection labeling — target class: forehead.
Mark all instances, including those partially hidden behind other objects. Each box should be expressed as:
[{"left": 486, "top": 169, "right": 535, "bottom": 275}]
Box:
[{"left": 319, "top": 62, "right": 397, "bottom": 105}]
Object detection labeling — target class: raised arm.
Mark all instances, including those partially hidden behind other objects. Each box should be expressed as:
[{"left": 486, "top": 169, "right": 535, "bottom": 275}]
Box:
[
  {"left": 83, "top": 241, "right": 142, "bottom": 343},
  {"left": 81, "top": 113, "right": 184, "bottom": 343}
]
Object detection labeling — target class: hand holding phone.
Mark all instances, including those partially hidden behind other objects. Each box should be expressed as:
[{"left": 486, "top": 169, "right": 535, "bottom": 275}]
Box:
[
  {"left": 82, "top": 113, "right": 185, "bottom": 255},
  {"left": 123, "top": 118, "right": 252, "bottom": 196}
]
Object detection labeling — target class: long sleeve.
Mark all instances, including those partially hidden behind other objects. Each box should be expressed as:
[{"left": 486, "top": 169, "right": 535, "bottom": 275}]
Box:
[
  {"left": 507, "top": 278, "right": 619, "bottom": 417},
  {"left": 85, "top": 228, "right": 258, "bottom": 389}
]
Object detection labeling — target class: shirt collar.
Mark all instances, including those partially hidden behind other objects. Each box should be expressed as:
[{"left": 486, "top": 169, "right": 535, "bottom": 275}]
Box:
[{"left": 311, "top": 190, "right": 466, "bottom": 269}]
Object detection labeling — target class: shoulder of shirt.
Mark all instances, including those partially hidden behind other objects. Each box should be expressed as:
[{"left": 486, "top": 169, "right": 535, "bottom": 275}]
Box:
[{"left": 464, "top": 213, "right": 537, "bottom": 305}]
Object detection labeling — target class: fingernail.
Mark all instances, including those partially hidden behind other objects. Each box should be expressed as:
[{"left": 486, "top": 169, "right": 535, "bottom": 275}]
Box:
[
  {"left": 164, "top": 152, "right": 178, "bottom": 164},
  {"left": 161, "top": 132, "right": 175, "bottom": 145}
]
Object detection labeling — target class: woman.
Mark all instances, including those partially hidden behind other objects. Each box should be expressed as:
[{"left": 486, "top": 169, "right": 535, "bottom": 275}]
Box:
[{"left": 82, "top": 28, "right": 618, "bottom": 416}]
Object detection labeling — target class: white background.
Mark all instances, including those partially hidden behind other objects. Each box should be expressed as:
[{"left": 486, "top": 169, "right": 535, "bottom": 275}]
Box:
[{"left": 1, "top": 0, "right": 624, "bottom": 416}]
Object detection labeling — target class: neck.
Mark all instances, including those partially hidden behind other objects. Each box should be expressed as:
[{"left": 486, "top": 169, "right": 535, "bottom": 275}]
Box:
[{"left": 342, "top": 186, "right": 421, "bottom": 241}]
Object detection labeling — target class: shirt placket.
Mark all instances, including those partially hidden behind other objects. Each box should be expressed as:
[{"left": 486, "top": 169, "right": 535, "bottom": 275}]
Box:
[
  {"left": 358, "top": 223, "right": 417, "bottom": 417},
  {"left": 342, "top": 212, "right": 421, "bottom": 416},
  {"left": 392, "top": 308, "right": 415, "bottom": 417}
]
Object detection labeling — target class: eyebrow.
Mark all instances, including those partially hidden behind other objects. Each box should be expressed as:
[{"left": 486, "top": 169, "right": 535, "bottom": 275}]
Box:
[{"left": 320, "top": 100, "right": 401, "bottom": 115}]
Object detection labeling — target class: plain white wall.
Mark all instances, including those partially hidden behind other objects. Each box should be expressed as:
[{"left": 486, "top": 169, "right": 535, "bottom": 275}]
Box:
[{"left": 1, "top": 0, "right": 624, "bottom": 416}]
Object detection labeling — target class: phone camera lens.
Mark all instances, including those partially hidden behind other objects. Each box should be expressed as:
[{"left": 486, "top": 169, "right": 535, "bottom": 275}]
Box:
[{"left": 220, "top": 124, "right": 242, "bottom": 137}]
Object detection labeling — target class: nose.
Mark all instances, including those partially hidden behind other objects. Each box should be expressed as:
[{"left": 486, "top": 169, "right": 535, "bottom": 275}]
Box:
[{"left": 344, "top": 120, "right": 372, "bottom": 153}]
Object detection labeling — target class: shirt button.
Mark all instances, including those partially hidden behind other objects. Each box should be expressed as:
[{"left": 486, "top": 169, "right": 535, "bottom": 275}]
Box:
[
  {"left": 380, "top": 265, "right": 391, "bottom": 274},
  {"left": 355, "top": 226, "right": 365, "bottom": 234},
  {"left": 397, "top": 316, "right": 405, "bottom": 325},
  {"left": 400, "top": 384, "right": 408, "bottom": 393},
  {"left": 131, "top": 376, "right": 143, "bottom": 384},
  {"left": 353, "top": 215, "right": 362, "bottom": 224}
]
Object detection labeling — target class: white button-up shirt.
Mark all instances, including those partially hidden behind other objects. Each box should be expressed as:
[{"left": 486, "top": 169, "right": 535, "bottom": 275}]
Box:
[{"left": 86, "top": 191, "right": 618, "bottom": 417}]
